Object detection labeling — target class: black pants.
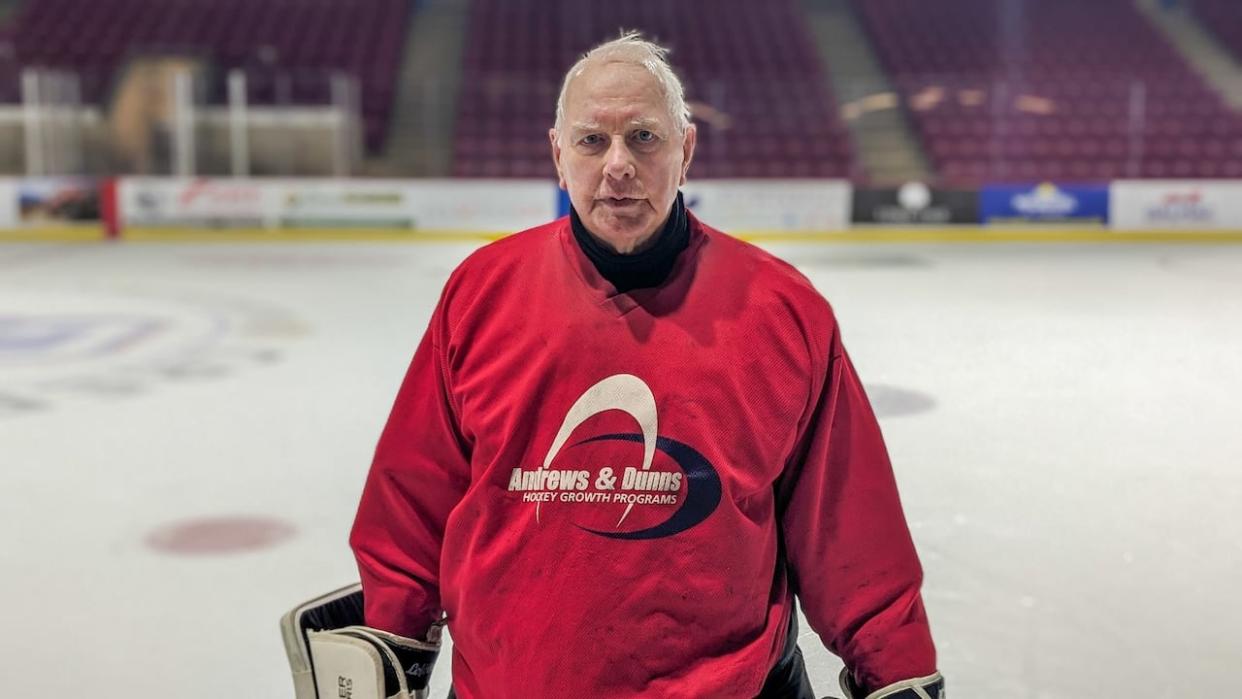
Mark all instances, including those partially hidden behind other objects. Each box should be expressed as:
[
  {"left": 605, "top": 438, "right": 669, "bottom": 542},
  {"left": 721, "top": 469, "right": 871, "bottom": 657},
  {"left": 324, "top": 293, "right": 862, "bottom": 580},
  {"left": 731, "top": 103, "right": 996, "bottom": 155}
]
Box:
[
  {"left": 755, "top": 644, "right": 816, "bottom": 699},
  {"left": 756, "top": 611, "right": 816, "bottom": 699},
  {"left": 444, "top": 616, "right": 815, "bottom": 699}
]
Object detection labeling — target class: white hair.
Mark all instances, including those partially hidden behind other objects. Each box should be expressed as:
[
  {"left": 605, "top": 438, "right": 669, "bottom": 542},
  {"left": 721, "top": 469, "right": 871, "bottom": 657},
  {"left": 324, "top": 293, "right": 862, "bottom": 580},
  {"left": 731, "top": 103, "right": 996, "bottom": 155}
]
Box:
[{"left": 553, "top": 31, "right": 691, "bottom": 140}]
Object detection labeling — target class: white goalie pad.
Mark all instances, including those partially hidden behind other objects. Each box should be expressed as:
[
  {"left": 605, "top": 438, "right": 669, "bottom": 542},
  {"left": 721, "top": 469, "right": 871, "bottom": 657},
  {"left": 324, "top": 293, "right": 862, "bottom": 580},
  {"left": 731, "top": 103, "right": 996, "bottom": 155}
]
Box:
[
  {"left": 308, "top": 626, "right": 408, "bottom": 699},
  {"left": 280, "top": 582, "right": 438, "bottom": 699},
  {"left": 839, "top": 668, "right": 946, "bottom": 699}
]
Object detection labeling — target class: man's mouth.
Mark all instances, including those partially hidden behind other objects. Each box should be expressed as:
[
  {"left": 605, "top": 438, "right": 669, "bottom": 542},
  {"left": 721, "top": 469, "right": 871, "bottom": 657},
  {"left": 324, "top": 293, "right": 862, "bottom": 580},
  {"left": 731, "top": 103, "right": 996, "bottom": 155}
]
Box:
[{"left": 601, "top": 196, "right": 643, "bottom": 207}]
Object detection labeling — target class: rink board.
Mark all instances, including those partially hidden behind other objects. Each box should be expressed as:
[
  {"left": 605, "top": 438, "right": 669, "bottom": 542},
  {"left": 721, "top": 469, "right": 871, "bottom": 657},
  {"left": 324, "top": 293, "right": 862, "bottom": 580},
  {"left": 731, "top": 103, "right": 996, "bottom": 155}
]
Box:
[
  {"left": 6, "top": 177, "right": 1242, "bottom": 243},
  {"left": 7, "top": 225, "right": 1242, "bottom": 244}
]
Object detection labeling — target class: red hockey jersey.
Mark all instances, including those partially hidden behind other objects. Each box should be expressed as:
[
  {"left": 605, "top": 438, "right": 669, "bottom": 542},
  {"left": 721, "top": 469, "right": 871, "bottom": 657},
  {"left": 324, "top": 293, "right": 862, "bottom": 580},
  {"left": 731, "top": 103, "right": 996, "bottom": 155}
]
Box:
[{"left": 350, "top": 213, "right": 936, "bottom": 698}]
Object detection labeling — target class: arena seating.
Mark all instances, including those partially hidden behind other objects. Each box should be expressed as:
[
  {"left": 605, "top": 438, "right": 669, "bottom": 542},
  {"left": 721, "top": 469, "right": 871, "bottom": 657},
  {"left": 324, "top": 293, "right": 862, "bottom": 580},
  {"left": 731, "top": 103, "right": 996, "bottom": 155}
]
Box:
[
  {"left": 0, "top": 0, "right": 410, "bottom": 151},
  {"left": 1190, "top": 0, "right": 1242, "bottom": 65},
  {"left": 453, "top": 0, "right": 855, "bottom": 178},
  {"left": 853, "top": 0, "right": 1242, "bottom": 183}
]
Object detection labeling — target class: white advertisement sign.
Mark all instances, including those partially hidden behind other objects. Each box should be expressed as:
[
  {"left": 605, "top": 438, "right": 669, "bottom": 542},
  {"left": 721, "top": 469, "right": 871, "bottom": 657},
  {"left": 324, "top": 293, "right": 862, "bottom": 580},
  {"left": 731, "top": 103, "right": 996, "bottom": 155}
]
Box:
[
  {"left": 0, "top": 179, "right": 18, "bottom": 229},
  {"left": 276, "top": 179, "right": 416, "bottom": 228},
  {"left": 118, "top": 178, "right": 558, "bottom": 232},
  {"left": 680, "top": 180, "right": 851, "bottom": 232},
  {"left": 1111, "top": 180, "right": 1242, "bottom": 230},
  {"left": 120, "top": 178, "right": 272, "bottom": 227},
  {"left": 401, "top": 180, "right": 555, "bottom": 231}
]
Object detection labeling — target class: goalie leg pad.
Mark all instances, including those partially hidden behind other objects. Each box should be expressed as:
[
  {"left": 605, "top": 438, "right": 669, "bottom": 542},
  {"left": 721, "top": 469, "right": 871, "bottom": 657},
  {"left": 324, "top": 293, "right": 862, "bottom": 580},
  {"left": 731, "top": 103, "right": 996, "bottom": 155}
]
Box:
[
  {"left": 309, "top": 630, "right": 400, "bottom": 699},
  {"left": 839, "top": 669, "right": 945, "bottom": 699},
  {"left": 282, "top": 584, "right": 369, "bottom": 699},
  {"left": 281, "top": 583, "right": 440, "bottom": 699}
]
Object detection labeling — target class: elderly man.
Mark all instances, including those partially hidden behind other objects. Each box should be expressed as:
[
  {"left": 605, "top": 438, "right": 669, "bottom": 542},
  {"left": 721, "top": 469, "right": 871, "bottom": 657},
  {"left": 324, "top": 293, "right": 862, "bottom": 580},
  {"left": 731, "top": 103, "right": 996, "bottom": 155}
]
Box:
[{"left": 348, "top": 33, "right": 941, "bottom": 699}]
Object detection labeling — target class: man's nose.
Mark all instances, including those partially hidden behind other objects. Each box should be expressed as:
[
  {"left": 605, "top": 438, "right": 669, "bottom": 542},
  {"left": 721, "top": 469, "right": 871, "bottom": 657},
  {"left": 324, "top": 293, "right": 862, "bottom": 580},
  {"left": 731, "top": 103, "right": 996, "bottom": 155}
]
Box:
[{"left": 602, "top": 139, "right": 636, "bottom": 180}]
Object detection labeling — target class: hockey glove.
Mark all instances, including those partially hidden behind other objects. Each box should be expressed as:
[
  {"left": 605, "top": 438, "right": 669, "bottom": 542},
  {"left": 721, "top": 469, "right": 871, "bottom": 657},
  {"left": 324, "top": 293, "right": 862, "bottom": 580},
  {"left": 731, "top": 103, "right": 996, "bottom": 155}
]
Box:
[
  {"left": 281, "top": 582, "right": 442, "bottom": 699},
  {"left": 837, "top": 668, "right": 945, "bottom": 699}
]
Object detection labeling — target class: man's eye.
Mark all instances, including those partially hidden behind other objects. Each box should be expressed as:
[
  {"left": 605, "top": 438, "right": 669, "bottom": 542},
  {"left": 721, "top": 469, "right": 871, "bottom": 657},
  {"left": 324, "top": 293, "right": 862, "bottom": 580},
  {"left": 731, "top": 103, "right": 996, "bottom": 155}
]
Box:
[
  {"left": 634, "top": 130, "right": 657, "bottom": 143},
  {"left": 580, "top": 134, "right": 603, "bottom": 146}
]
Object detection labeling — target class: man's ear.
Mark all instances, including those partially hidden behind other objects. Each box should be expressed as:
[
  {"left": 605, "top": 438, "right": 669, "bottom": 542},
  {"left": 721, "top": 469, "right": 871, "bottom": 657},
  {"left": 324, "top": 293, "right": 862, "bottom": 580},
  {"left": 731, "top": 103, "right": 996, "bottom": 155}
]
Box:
[
  {"left": 549, "top": 129, "right": 566, "bottom": 190},
  {"left": 679, "top": 123, "right": 697, "bottom": 186}
]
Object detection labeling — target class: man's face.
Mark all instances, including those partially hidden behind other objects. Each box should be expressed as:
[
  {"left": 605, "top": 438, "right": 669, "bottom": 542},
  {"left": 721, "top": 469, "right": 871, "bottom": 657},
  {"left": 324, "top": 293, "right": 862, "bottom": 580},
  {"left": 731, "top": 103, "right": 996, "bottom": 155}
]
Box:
[{"left": 551, "top": 62, "right": 696, "bottom": 254}]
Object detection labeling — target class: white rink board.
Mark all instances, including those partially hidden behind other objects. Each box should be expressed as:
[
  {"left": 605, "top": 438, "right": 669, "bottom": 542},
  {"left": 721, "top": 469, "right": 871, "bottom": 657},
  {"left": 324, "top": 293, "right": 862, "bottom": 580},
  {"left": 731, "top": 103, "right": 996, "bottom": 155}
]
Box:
[
  {"left": 119, "top": 177, "right": 272, "bottom": 227},
  {"left": 118, "top": 178, "right": 559, "bottom": 232},
  {"left": 275, "top": 179, "right": 424, "bottom": 228},
  {"left": 115, "top": 178, "right": 853, "bottom": 235},
  {"left": 1110, "top": 180, "right": 1242, "bottom": 230},
  {"left": 681, "top": 180, "right": 852, "bottom": 232},
  {"left": 399, "top": 179, "right": 554, "bottom": 231},
  {"left": 0, "top": 179, "right": 17, "bottom": 228}
]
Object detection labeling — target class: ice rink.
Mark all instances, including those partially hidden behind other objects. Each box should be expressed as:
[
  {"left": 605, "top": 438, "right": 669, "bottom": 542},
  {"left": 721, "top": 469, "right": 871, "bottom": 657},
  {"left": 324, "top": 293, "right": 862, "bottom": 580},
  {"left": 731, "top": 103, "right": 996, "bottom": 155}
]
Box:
[{"left": 1, "top": 238, "right": 1239, "bottom": 698}]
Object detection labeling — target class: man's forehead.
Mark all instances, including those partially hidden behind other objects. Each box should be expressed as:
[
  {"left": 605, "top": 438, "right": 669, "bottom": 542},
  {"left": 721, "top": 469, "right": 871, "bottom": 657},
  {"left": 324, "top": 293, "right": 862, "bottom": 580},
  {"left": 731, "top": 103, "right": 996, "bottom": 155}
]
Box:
[
  {"left": 563, "top": 61, "right": 670, "bottom": 125},
  {"left": 569, "top": 115, "right": 664, "bottom": 133},
  {"left": 570, "top": 59, "right": 656, "bottom": 93}
]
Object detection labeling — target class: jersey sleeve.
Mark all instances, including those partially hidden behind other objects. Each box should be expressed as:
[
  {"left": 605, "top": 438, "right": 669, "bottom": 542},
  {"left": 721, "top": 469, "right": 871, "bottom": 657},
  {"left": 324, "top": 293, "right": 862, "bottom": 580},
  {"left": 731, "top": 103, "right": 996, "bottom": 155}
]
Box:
[
  {"left": 776, "top": 324, "right": 938, "bottom": 693},
  {"left": 349, "top": 296, "right": 471, "bottom": 639}
]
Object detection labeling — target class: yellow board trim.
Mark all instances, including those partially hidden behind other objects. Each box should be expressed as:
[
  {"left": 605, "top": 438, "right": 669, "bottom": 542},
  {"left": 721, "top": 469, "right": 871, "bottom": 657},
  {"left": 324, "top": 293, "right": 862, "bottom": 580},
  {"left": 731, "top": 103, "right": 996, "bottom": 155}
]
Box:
[
  {"left": 119, "top": 227, "right": 512, "bottom": 243},
  {"left": 0, "top": 226, "right": 107, "bottom": 242},
  {"left": 738, "top": 227, "right": 1242, "bottom": 243},
  {"left": 4, "top": 226, "right": 1242, "bottom": 244}
]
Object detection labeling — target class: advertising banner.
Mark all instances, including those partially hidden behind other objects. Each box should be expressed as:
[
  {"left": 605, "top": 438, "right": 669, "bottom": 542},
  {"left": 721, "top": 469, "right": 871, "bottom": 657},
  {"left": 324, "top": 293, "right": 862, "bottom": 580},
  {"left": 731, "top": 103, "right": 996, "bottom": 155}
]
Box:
[
  {"left": 118, "top": 178, "right": 559, "bottom": 233},
  {"left": 0, "top": 180, "right": 18, "bottom": 229},
  {"left": 851, "top": 183, "right": 979, "bottom": 225},
  {"left": 119, "top": 178, "right": 271, "bottom": 228},
  {"left": 678, "top": 180, "right": 852, "bottom": 232},
  {"left": 18, "top": 178, "right": 102, "bottom": 225},
  {"left": 276, "top": 180, "right": 415, "bottom": 228},
  {"left": 0, "top": 177, "right": 103, "bottom": 238},
  {"left": 1110, "top": 181, "right": 1242, "bottom": 230},
  {"left": 980, "top": 183, "right": 1109, "bottom": 224},
  {"left": 273, "top": 179, "right": 557, "bottom": 231},
  {"left": 401, "top": 180, "right": 555, "bottom": 232}
]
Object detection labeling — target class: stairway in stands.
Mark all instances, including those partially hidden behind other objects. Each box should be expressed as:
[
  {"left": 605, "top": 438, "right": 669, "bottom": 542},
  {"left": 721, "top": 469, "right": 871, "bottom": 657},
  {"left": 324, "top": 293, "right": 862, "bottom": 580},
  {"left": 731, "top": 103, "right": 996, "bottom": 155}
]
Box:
[
  {"left": 1137, "top": 0, "right": 1242, "bottom": 111},
  {"left": 365, "top": 0, "right": 470, "bottom": 177},
  {"left": 800, "top": 0, "right": 931, "bottom": 184}
]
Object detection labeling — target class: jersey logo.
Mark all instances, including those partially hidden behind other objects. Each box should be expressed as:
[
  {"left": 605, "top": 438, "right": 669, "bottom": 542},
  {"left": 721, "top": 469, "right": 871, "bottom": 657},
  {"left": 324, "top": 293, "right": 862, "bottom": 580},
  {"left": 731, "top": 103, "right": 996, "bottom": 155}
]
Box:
[{"left": 510, "top": 374, "right": 721, "bottom": 540}]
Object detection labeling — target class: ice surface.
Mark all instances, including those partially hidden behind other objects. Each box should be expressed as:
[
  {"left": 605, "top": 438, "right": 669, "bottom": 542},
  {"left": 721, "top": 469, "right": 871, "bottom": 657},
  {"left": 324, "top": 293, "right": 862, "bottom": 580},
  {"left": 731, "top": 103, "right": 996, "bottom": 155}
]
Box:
[{"left": 1, "top": 240, "right": 1239, "bottom": 698}]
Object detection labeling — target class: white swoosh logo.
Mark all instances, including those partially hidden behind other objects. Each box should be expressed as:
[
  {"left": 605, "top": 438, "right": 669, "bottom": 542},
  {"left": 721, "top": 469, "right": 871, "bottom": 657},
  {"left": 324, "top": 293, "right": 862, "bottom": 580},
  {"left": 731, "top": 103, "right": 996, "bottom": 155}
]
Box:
[{"left": 539, "top": 374, "right": 657, "bottom": 526}]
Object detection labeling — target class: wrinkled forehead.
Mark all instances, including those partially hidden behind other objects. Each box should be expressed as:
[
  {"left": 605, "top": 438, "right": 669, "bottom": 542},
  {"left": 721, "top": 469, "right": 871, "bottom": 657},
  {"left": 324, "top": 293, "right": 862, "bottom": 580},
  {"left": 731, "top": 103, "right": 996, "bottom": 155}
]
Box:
[{"left": 563, "top": 61, "right": 674, "bottom": 130}]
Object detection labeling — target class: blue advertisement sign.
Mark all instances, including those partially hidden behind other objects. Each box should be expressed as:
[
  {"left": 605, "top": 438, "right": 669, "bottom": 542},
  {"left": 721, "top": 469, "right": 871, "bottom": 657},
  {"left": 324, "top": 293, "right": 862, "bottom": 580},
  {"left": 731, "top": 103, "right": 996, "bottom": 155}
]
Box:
[{"left": 980, "top": 183, "right": 1110, "bottom": 223}]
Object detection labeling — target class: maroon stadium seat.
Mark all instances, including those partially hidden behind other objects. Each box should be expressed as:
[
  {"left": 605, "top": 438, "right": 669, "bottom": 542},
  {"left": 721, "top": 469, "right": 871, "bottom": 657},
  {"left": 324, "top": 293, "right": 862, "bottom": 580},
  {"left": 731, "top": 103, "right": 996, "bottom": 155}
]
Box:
[
  {"left": 852, "top": 0, "right": 1242, "bottom": 183},
  {"left": 452, "top": 0, "right": 855, "bottom": 179},
  {"left": 0, "top": 0, "right": 411, "bottom": 153}
]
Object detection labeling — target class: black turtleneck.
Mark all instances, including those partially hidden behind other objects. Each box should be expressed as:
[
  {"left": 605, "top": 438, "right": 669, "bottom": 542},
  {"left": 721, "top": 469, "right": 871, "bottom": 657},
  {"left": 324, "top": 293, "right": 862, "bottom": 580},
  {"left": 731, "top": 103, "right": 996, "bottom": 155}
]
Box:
[{"left": 570, "top": 192, "right": 689, "bottom": 293}]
